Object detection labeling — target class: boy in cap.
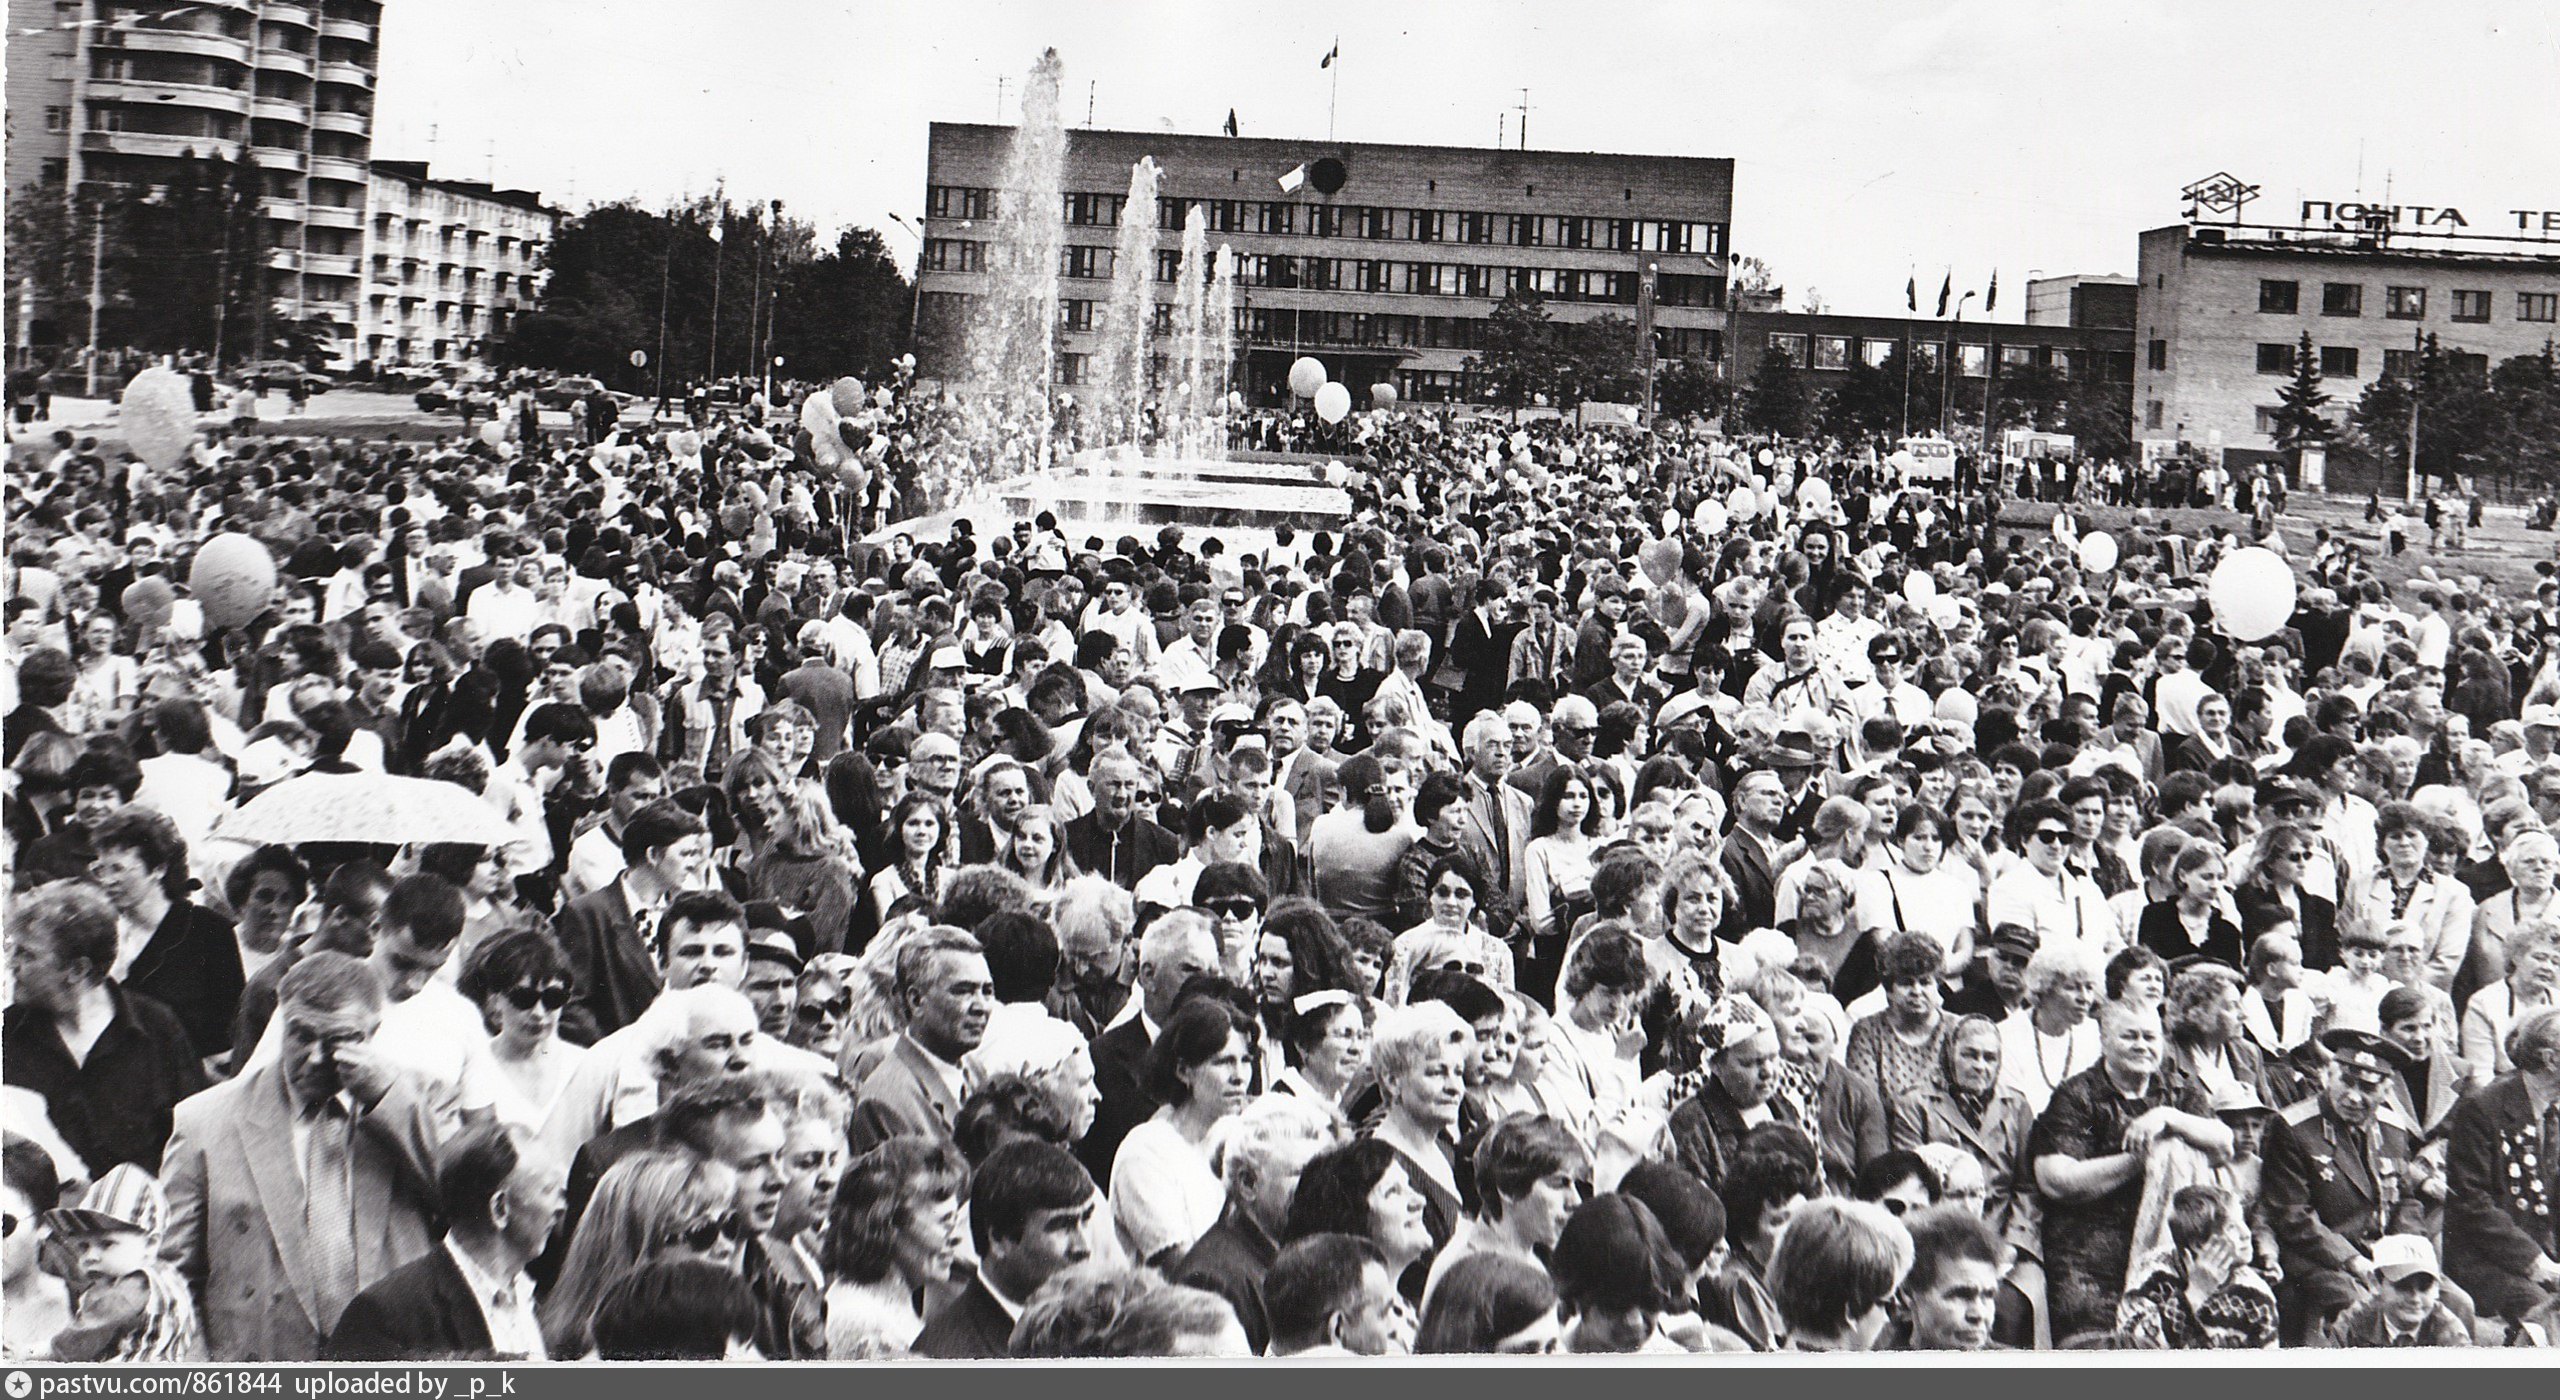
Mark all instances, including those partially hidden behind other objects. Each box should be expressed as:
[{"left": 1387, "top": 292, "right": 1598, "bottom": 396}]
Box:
[
  {"left": 40, "top": 1163, "right": 204, "bottom": 1362},
  {"left": 2319, "top": 1235, "right": 2472, "bottom": 1346}
]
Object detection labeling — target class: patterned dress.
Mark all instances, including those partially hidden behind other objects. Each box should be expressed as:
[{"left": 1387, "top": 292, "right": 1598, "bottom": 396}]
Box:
[{"left": 2028, "top": 1065, "right": 2210, "bottom": 1342}]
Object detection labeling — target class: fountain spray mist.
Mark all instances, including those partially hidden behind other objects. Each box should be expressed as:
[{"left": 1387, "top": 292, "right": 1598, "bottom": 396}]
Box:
[
  {"left": 962, "top": 47, "right": 1067, "bottom": 482},
  {"left": 1098, "top": 157, "right": 1161, "bottom": 449}
]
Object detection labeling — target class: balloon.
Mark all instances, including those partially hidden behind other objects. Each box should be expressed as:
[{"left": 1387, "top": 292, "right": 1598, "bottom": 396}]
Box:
[
  {"left": 1323, "top": 460, "right": 1349, "bottom": 486},
  {"left": 875, "top": 388, "right": 895, "bottom": 409},
  {"left": 1796, "top": 477, "right": 1834, "bottom": 513},
  {"left": 188, "top": 533, "right": 277, "bottom": 631},
  {"left": 670, "top": 430, "right": 703, "bottom": 459},
  {"left": 1926, "top": 595, "right": 1963, "bottom": 628},
  {"left": 1314, "top": 382, "right": 1351, "bottom": 424},
  {"left": 1757, "top": 447, "right": 1775, "bottom": 467},
  {"left": 1288, "top": 356, "right": 1328, "bottom": 398},
  {"left": 1727, "top": 484, "right": 1759, "bottom": 520},
  {"left": 1903, "top": 571, "right": 1938, "bottom": 604},
  {"left": 1509, "top": 430, "right": 1531, "bottom": 455},
  {"left": 828, "top": 377, "right": 868, "bottom": 416},
  {"left": 1558, "top": 448, "right": 1579, "bottom": 469},
  {"left": 1370, "top": 382, "right": 1397, "bottom": 408},
  {"left": 2209, "top": 547, "right": 2298, "bottom": 641},
  {"left": 1228, "top": 391, "right": 1246, "bottom": 412},
  {"left": 837, "top": 421, "right": 865, "bottom": 453},
  {"left": 120, "top": 576, "right": 175, "bottom": 631},
  {"left": 1751, "top": 474, "right": 1768, "bottom": 493},
  {"left": 2077, "top": 532, "right": 2120, "bottom": 573},
  {"left": 1661, "top": 509, "right": 1682, "bottom": 535},
  {"left": 478, "top": 420, "right": 507, "bottom": 448},
  {"left": 121, "top": 367, "right": 201, "bottom": 471},
  {"left": 1638, "top": 537, "right": 1683, "bottom": 587},
  {"left": 1693, "top": 500, "right": 1729, "bottom": 534}
]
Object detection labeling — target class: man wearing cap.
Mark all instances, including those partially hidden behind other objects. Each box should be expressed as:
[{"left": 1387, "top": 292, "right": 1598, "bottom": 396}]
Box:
[
  {"left": 2261, "top": 1027, "right": 2440, "bottom": 1341},
  {"left": 2502, "top": 705, "right": 2560, "bottom": 777},
  {"left": 2320, "top": 1235, "right": 2472, "bottom": 1346},
  {"left": 741, "top": 929, "right": 804, "bottom": 1040}
]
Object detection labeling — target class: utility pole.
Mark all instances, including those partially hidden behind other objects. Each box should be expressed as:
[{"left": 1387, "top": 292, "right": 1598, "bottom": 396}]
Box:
[
  {"left": 84, "top": 196, "right": 106, "bottom": 395},
  {"left": 759, "top": 199, "right": 783, "bottom": 401},
  {"left": 2405, "top": 324, "right": 2423, "bottom": 504},
  {"left": 653, "top": 219, "right": 673, "bottom": 412},
  {"left": 1636, "top": 258, "right": 1659, "bottom": 428},
  {"left": 706, "top": 184, "right": 726, "bottom": 382}
]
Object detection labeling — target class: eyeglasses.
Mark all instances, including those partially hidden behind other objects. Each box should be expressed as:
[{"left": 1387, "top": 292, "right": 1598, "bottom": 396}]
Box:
[
  {"left": 664, "top": 1211, "right": 752, "bottom": 1254},
  {"left": 1205, "top": 898, "right": 1264, "bottom": 921},
  {"left": 503, "top": 982, "right": 571, "bottom": 1012},
  {"left": 2031, "top": 828, "right": 2070, "bottom": 844},
  {"left": 796, "top": 996, "right": 851, "bottom": 1023}
]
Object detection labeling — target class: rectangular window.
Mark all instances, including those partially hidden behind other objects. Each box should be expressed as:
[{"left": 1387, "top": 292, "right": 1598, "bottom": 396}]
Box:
[
  {"left": 2322, "top": 282, "right": 2363, "bottom": 317},
  {"left": 2146, "top": 400, "right": 2164, "bottom": 429},
  {"left": 1059, "top": 300, "right": 1094, "bottom": 333},
  {"left": 2256, "top": 342, "right": 2294, "bottom": 374},
  {"left": 1508, "top": 214, "right": 1542, "bottom": 247},
  {"left": 1454, "top": 264, "right": 1493, "bottom": 298},
  {"left": 1957, "top": 345, "right": 1988, "bottom": 377},
  {"left": 1062, "top": 192, "right": 1122, "bottom": 227},
  {"left": 1057, "top": 351, "right": 1089, "bottom": 386},
  {"left": 1767, "top": 332, "right": 1809, "bottom": 364},
  {"left": 1456, "top": 211, "right": 1493, "bottom": 244},
  {"left": 2383, "top": 348, "right": 2419, "bottom": 380},
  {"left": 1862, "top": 339, "right": 1896, "bottom": 368},
  {"left": 927, "top": 186, "right": 989, "bottom": 220},
  {"left": 2001, "top": 345, "right": 2036, "bottom": 369},
  {"left": 1405, "top": 209, "right": 1442, "bottom": 242},
  {"left": 2385, "top": 285, "right": 2426, "bottom": 319},
  {"left": 1306, "top": 204, "right": 1343, "bottom": 239},
  {"left": 1403, "top": 263, "right": 1443, "bottom": 295},
  {"left": 1356, "top": 259, "right": 1391, "bottom": 293},
  {"left": 1059, "top": 246, "right": 1111, "bottom": 280},
  {"left": 44, "top": 106, "right": 68, "bottom": 133},
  {"left": 1601, "top": 218, "right": 1635, "bottom": 252},
  {"left": 921, "top": 239, "right": 982, "bottom": 272},
  {"left": 2451, "top": 289, "right": 2491, "bottom": 322},
  {"left": 2259, "top": 279, "right": 2299, "bottom": 314},
  {"left": 2147, "top": 338, "right": 2167, "bottom": 370},
  {"left": 2319, "top": 346, "right": 2359, "bottom": 378},
  {"left": 1913, "top": 341, "right": 1941, "bottom": 373},
  {"left": 1255, "top": 202, "right": 1293, "bottom": 236},
  {"left": 2254, "top": 406, "right": 2283, "bottom": 436},
  {"left": 1813, "top": 336, "right": 1851, "bottom": 371},
  {"left": 2522, "top": 293, "right": 2559, "bottom": 323},
  {"left": 1358, "top": 206, "right": 1392, "bottom": 240}
]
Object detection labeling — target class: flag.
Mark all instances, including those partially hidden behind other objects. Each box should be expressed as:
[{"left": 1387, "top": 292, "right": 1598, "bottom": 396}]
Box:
[
  {"left": 1224, "top": 108, "right": 1238, "bottom": 137},
  {"left": 1321, "top": 40, "right": 1338, "bottom": 68},
  {"left": 1906, "top": 275, "right": 1916, "bottom": 312},
  {"left": 1984, "top": 270, "right": 1998, "bottom": 314},
  {"left": 1277, "top": 163, "right": 1308, "bottom": 193},
  {"left": 1935, "top": 273, "right": 1951, "bottom": 318}
]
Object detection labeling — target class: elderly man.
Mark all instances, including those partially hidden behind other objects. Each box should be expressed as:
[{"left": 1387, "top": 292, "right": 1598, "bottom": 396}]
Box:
[
  {"left": 323, "top": 1122, "right": 568, "bottom": 1360},
  {"left": 2262, "top": 1027, "right": 2446, "bottom": 1342},
  {"left": 1045, "top": 876, "right": 1138, "bottom": 1040},
  {"left": 850, "top": 928, "right": 995, "bottom": 1153},
  {"left": 161, "top": 953, "right": 455, "bottom": 1360},
  {"left": 1262, "top": 1235, "right": 1415, "bottom": 1357},
  {"left": 544, "top": 984, "right": 760, "bottom": 1260},
  {"left": 2443, "top": 1006, "right": 2560, "bottom": 1328},
  {"left": 3, "top": 882, "right": 207, "bottom": 1174},
  {"left": 1066, "top": 751, "right": 1179, "bottom": 891},
  {"left": 1083, "top": 910, "right": 1220, "bottom": 1182},
  {"left": 1169, "top": 1093, "right": 1342, "bottom": 1352},
  {"left": 1509, "top": 694, "right": 1599, "bottom": 802},
  {"left": 1455, "top": 713, "right": 1534, "bottom": 919}
]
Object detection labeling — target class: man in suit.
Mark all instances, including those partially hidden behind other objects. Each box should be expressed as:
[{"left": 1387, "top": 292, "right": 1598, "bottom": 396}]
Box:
[
  {"left": 550, "top": 985, "right": 760, "bottom": 1265},
  {"left": 553, "top": 799, "right": 710, "bottom": 1043},
  {"left": 2262, "top": 1028, "right": 2445, "bottom": 1343},
  {"left": 1065, "top": 750, "right": 1179, "bottom": 891},
  {"left": 915, "top": 1139, "right": 1106, "bottom": 1359},
  {"left": 851, "top": 929, "right": 994, "bottom": 1153},
  {"left": 1721, "top": 767, "right": 1788, "bottom": 936},
  {"left": 1454, "top": 714, "right": 1534, "bottom": 929},
  {"left": 1509, "top": 695, "right": 1600, "bottom": 803},
  {"left": 2442, "top": 1007, "right": 2560, "bottom": 1326},
  {"left": 325, "top": 1122, "right": 566, "bottom": 1360},
  {"left": 1445, "top": 574, "right": 1518, "bottom": 735},
  {"left": 1262, "top": 697, "right": 1336, "bottom": 848},
  {"left": 161, "top": 952, "right": 454, "bottom": 1361},
  {"left": 1171, "top": 1094, "right": 1340, "bottom": 1352},
  {"left": 1081, "top": 911, "right": 1220, "bottom": 1185}
]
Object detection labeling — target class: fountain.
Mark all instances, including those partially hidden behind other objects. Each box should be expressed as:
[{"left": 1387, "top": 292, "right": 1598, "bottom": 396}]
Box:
[{"left": 887, "top": 49, "right": 1351, "bottom": 548}]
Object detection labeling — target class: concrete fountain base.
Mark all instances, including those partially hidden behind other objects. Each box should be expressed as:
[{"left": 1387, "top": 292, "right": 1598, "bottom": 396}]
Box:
[{"left": 872, "top": 447, "right": 1354, "bottom": 555}]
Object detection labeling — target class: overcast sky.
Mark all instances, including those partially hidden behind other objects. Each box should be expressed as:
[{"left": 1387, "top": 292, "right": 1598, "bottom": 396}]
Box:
[{"left": 373, "top": 0, "right": 2560, "bottom": 317}]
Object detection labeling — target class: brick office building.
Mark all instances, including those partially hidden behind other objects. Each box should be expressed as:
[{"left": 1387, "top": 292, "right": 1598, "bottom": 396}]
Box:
[{"left": 916, "top": 123, "right": 1736, "bottom": 404}]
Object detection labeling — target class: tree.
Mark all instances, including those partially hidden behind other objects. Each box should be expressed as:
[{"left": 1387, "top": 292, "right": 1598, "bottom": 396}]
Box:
[
  {"left": 2269, "top": 330, "right": 2331, "bottom": 453},
  {"left": 2350, "top": 334, "right": 2500, "bottom": 491},
  {"left": 1797, "top": 287, "right": 1827, "bottom": 314},
  {"left": 1729, "top": 256, "right": 1779, "bottom": 297},
  {"left": 1559, "top": 313, "right": 1642, "bottom": 409},
  {"left": 1992, "top": 362, "right": 2070, "bottom": 432},
  {"left": 1652, "top": 357, "right": 1726, "bottom": 423},
  {"left": 2487, "top": 346, "right": 2560, "bottom": 491},
  {"left": 1741, "top": 349, "right": 1811, "bottom": 436},
  {"left": 1817, "top": 358, "right": 1901, "bottom": 439},
  {"left": 8, "top": 153, "right": 270, "bottom": 367},
  {"left": 1466, "top": 288, "right": 1561, "bottom": 413},
  {"left": 2063, "top": 376, "right": 2132, "bottom": 461}
]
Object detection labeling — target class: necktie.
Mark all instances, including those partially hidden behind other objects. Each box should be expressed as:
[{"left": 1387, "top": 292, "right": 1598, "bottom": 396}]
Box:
[
  {"left": 303, "top": 1099, "right": 361, "bottom": 1329},
  {"left": 1483, "top": 782, "right": 1510, "bottom": 875},
  {"left": 706, "top": 688, "right": 736, "bottom": 774}
]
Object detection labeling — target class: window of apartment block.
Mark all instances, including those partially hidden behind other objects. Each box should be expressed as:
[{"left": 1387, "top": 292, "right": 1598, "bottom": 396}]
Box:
[
  {"left": 2322, "top": 282, "right": 2363, "bottom": 316},
  {"left": 2385, "top": 285, "right": 2426, "bottom": 319},
  {"left": 2145, "top": 400, "right": 2164, "bottom": 429},
  {"left": 2256, "top": 342, "right": 2294, "bottom": 374},
  {"left": 2147, "top": 339, "right": 2167, "bottom": 370},
  {"left": 1455, "top": 211, "right": 1492, "bottom": 244},
  {"left": 1861, "top": 339, "right": 1895, "bottom": 368},
  {"left": 1058, "top": 300, "right": 1094, "bottom": 333},
  {"left": 2319, "top": 345, "right": 2359, "bottom": 378},
  {"left": 2383, "top": 348, "right": 2418, "bottom": 379},
  {"left": 2451, "top": 290, "right": 2491, "bottom": 322},
  {"left": 2518, "top": 292, "right": 2557, "bottom": 323},
  {"left": 2259, "top": 279, "right": 2299, "bottom": 313},
  {"left": 44, "top": 107, "right": 69, "bottom": 133},
  {"left": 2254, "top": 406, "right": 2283, "bottom": 436}
]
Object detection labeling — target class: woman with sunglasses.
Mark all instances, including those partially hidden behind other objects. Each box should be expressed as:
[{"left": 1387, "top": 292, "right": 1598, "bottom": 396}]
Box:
[
  {"left": 457, "top": 927, "right": 591, "bottom": 1133},
  {"left": 790, "top": 961, "right": 856, "bottom": 1062},
  {"left": 540, "top": 1151, "right": 745, "bottom": 1358}
]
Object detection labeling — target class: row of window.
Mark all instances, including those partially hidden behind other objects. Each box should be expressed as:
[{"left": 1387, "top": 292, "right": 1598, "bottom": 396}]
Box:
[
  {"left": 926, "top": 185, "right": 1728, "bottom": 254},
  {"left": 925, "top": 239, "right": 1727, "bottom": 308},
  {"left": 1764, "top": 331, "right": 2121, "bottom": 379},
  {"left": 2259, "top": 278, "right": 2557, "bottom": 324},
  {"left": 935, "top": 292, "right": 1728, "bottom": 360}
]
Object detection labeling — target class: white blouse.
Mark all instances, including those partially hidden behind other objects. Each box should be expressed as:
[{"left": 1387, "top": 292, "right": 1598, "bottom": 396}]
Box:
[{"left": 1109, "top": 1115, "right": 1226, "bottom": 1264}]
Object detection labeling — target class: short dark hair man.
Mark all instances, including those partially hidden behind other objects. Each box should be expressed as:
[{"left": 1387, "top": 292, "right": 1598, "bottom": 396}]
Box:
[
  {"left": 1895, "top": 1205, "right": 2007, "bottom": 1351},
  {"left": 914, "top": 1140, "right": 1103, "bottom": 1359},
  {"left": 324, "top": 1123, "right": 569, "bottom": 1360}
]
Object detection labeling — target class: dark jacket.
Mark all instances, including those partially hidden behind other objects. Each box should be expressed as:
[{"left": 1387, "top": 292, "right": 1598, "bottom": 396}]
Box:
[
  {"left": 1063, "top": 809, "right": 1179, "bottom": 892},
  {"left": 1171, "top": 1202, "right": 1280, "bottom": 1353},
  {"left": 2442, "top": 1073, "right": 2560, "bottom": 1320},
  {"left": 323, "top": 1248, "right": 501, "bottom": 1361},
  {"left": 552, "top": 880, "right": 664, "bottom": 1043},
  {"left": 124, "top": 898, "right": 244, "bottom": 1065},
  {"left": 1081, "top": 1015, "right": 1155, "bottom": 1186},
  {"left": 2, "top": 984, "right": 206, "bottom": 1173},
  {"left": 912, "top": 1275, "right": 1017, "bottom": 1359}
]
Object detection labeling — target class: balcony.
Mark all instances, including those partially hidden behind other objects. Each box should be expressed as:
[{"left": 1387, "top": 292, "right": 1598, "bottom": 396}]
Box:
[
  {"left": 250, "top": 95, "right": 308, "bottom": 123},
  {"left": 316, "top": 61, "right": 373, "bottom": 90},
  {"left": 264, "top": 3, "right": 317, "bottom": 27},
  {"left": 319, "top": 17, "right": 373, "bottom": 44},
  {"left": 256, "top": 48, "right": 316, "bottom": 79},
  {"left": 303, "top": 298, "right": 357, "bottom": 322},
  {"left": 308, "top": 154, "right": 365, "bottom": 184},
  {"left": 249, "top": 144, "right": 306, "bottom": 172},
  {"left": 108, "top": 28, "right": 255, "bottom": 64},
  {"left": 312, "top": 108, "right": 367, "bottom": 136},
  {"left": 304, "top": 253, "right": 359, "bottom": 278},
  {"left": 305, "top": 204, "right": 362, "bottom": 229},
  {"left": 265, "top": 248, "right": 301, "bottom": 271},
  {"left": 90, "top": 79, "right": 254, "bottom": 117},
  {"left": 81, "top": 129, "right": 243, "bottom": 161}
]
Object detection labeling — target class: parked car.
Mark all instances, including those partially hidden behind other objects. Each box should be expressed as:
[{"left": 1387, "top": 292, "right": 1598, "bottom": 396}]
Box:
[
  {"left": 414, "top": 380, "right": 460, "bottom": 413},
  {"left": 243, "top": 360, "right": 334, "bottom": 393},
  {"left": 538, "top": 376, "right": 607, "bottom": 409}
]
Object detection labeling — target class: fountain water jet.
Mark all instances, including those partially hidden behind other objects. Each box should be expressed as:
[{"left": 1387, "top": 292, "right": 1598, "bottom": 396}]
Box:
[{"left": 1097, "top": 156, "right": 1161, "bottom": 449}]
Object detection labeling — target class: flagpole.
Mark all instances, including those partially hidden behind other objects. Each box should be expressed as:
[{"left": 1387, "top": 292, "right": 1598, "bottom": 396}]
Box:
[{"left": 1328, "top": 38, "right": 1339, "bottom": 140}]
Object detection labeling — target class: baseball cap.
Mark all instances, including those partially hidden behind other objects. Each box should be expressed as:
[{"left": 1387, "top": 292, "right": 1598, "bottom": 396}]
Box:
[
  {"left": 1178, "top": 674, "right": 1224, "bottom": 695},
  {"left": 927, "top": 646, "right": 966, "bottom": 671},
  {"left": 42, "top": 1163, "right": 168, "bottom": 1240},
  {"left": 2523, "top": 704, "right": 2560, "bottom": 730},
  {"left": 745, "top": 926, "right": 805, "bottom": 974},
  {"left": 2368, "top": 1234, "right": 2439, "bottom": 1285},
  {"left": 1206, "top": 702, "right": 1255, "bottom": 728}
]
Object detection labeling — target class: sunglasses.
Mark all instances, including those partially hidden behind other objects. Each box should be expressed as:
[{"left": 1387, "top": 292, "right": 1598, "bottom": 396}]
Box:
[
  {"left": 1, "top": 1213, "right": 16, "bottom": 1239},
  {"left": 666, "top": 1211, "right": 753, "bottom": 1254},
  {"left": 2032, "top": 828, "right": 2070, "bottom": 844},
  {"left": 796, "top": 996, "right": 851, "bottom": 1023},
  {"left": 1206, "top": 898, "right": 1264, "bottom": 920},
  {"left": 504, "top": 982, "right": 571, "bottom": 1011}
]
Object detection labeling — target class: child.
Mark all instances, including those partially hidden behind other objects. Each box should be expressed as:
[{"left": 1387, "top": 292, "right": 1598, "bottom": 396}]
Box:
[
  {"left": 2306, "top": 922, "right": 2394, "bottom": 1035},
  {"left": 2241, "top": 928, "right": 2315, "bottom": 1056},
  {"left": 39, "top": 1164, "right": 203, "bottom": 1362}
]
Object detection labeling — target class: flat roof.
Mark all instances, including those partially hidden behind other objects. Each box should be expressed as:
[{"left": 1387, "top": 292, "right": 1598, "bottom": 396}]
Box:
[
  {"left": 2148, "top": 223, "right": 2560, "bottom": 274},
  {"left": 928, "top": 122, "right": 1735, "bottom": 173}
]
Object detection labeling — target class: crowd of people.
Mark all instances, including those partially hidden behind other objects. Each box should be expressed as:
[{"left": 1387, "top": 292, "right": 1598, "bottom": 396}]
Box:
[{"left": 4, "top": 370, "right": 2559, "bottom": 1363}]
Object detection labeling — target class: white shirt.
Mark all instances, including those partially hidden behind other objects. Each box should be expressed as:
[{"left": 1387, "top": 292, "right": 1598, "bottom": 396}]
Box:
[
  {"left": 465, "top": 580, "right": 542, "bottom": 644},
  {"left": 445, "top": 1239, "right": 546, "bottom": 1360},
  {"left": 1986, "top": 862, "right": 2117, "bottom": 954}
]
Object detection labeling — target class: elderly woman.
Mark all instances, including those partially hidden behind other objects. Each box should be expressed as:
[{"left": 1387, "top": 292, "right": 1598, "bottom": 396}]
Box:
[
  {"left": 726, "top": 748, "right": 862, "bottom": 955},
  {"left": 824, "top": 1136, "right": 971, "bottom": 1358},
  {"left": 1999, "top": 942, "right": 2104, "bottom": 1114},
  {"left": 2460, "top": 916, "right": 2560, "bottom": 1086},
  {"left": 1768, "top": 1199, "right": 1916, "bottom": 1352},
  {"left": 1665, "top": 992, "right": 1794, "bottom": 1195},
  {"left": 541, "top": 1151, "right": 746, "bottom": 1359},
  {"left": 1363, "top": 1001, "right": 1474, "bottom": 1276},
  {"left": 964, "top": 1010, "right": 1102, "bottom": 1145},
  {"left": 1844, "top": 931, "right": 1951, "bottom": 1109},
  {"left": 1110, "top": 996, "right": 1256, "bottom": 1266},
  {"left": 2352, "top": 801, "right": 2473, "bottom": 992},
  {"left": 2161, "top": 963, "right": 2272, "bottom": 1107},
  {"left": 1278, "top": 991, "right": 1374, "bottom": 1111},
  {"left": 457, "top": 927, "right": 592, "bottom": 1132},
  {"left": 1045, "top": 876, "right": 1137, "bottom": 1040},
  {"left": 2466, "top": 827, "right": 2560, "bottom": 1003},
  {"left": 1786, "top": 861, "right": 1883, "bottom": 1006},
  {"left": 1887, "top": 1015, "right": 2041, "bottom": 1256}
]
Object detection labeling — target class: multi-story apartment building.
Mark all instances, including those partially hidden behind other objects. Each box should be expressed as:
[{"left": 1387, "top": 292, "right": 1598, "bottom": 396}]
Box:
[
  {"left": 358, "top": 160, "right": 555, "bottom": 368},
  {"left": 917, "top": 124, "right": 1735, "bottom": 404}
]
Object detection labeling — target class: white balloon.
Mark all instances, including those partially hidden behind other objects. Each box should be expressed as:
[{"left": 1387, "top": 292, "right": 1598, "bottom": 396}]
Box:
[
  {"left": 2077, "top": 532, "right": 2120, "bottom": 573},
  {"left": 1797, "top": 477, "right": 1835, "bottom": 513},
  {"left": 1289, "top": 356, "right": 1329, "bottom": 398},
  {"left": 1926, "top": 594, "right": 1963, "bottom": 627},
  {"left": 1314, "top": 381, "right": 1352, "bottom": 424},
  {"left": 2209, "top": 547, "right": 2298, "bottom": 641},
  {"left": 1904, "top": 571, "right": 1938, "bottom": 604},
  {"left": 1757, "top": 447, "right": 1776, "bottom": 467},
  {"left": 120, "top": 367, "right": 200, "bottom": 472},
  {"left": 1694, "top": 500, "right": 1729, "bottom": 534},
  {"left": 1727, "top": 484, "right": 1760, "bottom": 520}
]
